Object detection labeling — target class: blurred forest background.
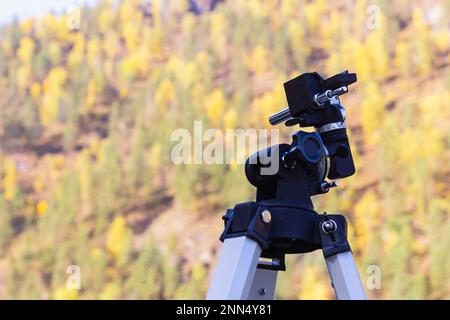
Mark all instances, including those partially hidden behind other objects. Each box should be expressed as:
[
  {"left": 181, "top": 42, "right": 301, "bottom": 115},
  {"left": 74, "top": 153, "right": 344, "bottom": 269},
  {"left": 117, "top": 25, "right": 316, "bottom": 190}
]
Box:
[{"left": 0, "top": 0, "right": 449, "bottom": 299}]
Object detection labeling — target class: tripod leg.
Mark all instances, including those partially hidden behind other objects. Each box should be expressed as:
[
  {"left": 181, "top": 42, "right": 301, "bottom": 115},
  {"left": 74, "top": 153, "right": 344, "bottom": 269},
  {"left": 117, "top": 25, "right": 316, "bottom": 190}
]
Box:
[
  {"left": 325, "top": 251, "right": 367, "bottom": 300},
  {"left": 247, "top": 267, "right": 278, "bottom": 300},
  {"left": 206, "top": 236, "right": 262, "bottom": 300}
]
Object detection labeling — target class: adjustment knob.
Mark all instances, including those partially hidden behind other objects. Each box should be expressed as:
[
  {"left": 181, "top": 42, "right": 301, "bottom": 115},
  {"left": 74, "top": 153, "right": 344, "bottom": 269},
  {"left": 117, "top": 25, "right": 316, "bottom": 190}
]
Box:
[{"left": 282, "top": 131, "right": 324, "bottom": 169}]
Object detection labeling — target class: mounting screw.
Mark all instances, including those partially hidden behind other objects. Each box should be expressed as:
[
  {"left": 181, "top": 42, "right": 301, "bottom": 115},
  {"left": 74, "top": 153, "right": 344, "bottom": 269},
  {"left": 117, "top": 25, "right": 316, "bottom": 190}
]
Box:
[
  {"left": 258, "top": 288, "right": 267, "bottom": 296},
  {"left": 322, "top": 219, "right": 337, "bottom": 234},
  {"left": 260, "top": 210, "right": 272, "bottom": 224},
  {"left": 320, "top": 181, "right": 339, "bottom": 192}
]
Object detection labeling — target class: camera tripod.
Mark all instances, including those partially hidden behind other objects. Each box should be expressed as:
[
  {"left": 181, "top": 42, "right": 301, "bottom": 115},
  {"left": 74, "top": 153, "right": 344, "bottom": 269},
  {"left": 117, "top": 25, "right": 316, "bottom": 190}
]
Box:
[{"left": 206, "top": 71, "right": 367, "bottom": 300}]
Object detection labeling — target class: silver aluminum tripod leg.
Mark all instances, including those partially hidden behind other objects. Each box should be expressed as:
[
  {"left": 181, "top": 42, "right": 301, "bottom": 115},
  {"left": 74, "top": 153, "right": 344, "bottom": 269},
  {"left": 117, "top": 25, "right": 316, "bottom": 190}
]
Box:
[
  {"left": 207, "top": 235, "right": 365, "bottom": 300},
  {"left": 206, "top": 236, "right": 261, "bottom": 299},
  {"left": 325, "top": 251, "right": 367, "bottom": 300},
  {"left": 247, "top": 267, "right": 277, "bottom": 300},
  {"left": 206, "top": 236, "right": 278, "bottom": 300}
]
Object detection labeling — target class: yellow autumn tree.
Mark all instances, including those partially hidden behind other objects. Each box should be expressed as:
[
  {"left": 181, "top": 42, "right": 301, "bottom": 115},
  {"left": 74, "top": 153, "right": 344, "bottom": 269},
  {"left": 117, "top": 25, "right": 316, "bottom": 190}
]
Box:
[
  {"left": 154, "top": 79, "right": 176, "bottom": 109},
  {"left": 206, "top": 89, "right": 226, "bottom": 126},
  {"left": 2, "top": 159, "right": 17, "bottom": 201},
  {"left": 40, "top": 67, "right": 67, "bottom": 126},
  {"left": 361, "top": 82, "right": 384, "bottom": 146},
  {"left": 16, "top": 37, "right": 35, "bottom": 90},
  {"left": 106, "top": 216, "right": 130, "bottom": 258}
]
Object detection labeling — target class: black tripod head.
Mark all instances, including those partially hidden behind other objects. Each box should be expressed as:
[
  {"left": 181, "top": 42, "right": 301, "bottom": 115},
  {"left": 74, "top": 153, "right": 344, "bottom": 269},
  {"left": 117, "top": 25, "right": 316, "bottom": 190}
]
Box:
[
  {"left": 245, "top": 71, "right": 357, "bottom": 204},
  {"left": 219, "top": 71, "right": 358, "bottom": 264}
]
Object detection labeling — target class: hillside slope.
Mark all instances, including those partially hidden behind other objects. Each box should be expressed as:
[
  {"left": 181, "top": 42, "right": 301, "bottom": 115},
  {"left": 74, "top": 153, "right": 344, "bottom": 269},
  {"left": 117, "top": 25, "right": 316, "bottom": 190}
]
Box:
[{"left": 0, "top": 0, "right": 449, "bottom": 299}]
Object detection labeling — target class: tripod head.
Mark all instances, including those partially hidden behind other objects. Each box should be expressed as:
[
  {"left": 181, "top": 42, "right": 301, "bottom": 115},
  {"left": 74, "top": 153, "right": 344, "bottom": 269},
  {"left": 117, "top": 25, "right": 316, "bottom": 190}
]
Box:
[
  {"left": 217, "top": 71, "right": 359, "bottom": 267},
  {"left": 245, "top": 71, "right": 357, "bottom": 203},
  {"left": 210, "top": 72, "right": 367, "bottom": 293}
]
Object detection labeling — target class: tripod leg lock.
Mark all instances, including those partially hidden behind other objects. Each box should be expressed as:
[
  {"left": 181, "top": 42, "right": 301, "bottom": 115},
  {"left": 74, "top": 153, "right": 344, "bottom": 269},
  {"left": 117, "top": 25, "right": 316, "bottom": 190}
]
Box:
[
  {"left": 319, "top": 214, "right": 352, "bottom": 259},
  {"left": 220, "top": 202, "right": 271, "bottom": 250}
]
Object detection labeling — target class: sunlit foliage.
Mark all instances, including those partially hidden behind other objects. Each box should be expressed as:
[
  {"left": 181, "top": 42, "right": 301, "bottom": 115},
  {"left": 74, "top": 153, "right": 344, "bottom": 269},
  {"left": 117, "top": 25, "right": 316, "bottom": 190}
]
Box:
[{"left": 0, "top": 0, "right": 448, "bottom": 300}]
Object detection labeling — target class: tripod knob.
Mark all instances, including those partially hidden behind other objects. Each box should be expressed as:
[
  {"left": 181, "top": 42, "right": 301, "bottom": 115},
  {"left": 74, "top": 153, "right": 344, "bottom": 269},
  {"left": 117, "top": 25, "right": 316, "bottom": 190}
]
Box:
[
  {"left": 322, "top": 219, "right": 338, "bottom": 234},
  {"left": 282, "top": 131, "right": 324, "bottom": 169},
  {"left": 320, "top": 181, "right": 339, "bottom": 192}
]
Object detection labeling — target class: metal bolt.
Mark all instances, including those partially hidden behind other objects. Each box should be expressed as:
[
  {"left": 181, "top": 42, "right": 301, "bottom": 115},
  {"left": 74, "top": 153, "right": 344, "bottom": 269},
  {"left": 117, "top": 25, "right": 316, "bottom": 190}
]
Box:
[
  {"left": 260, "top": 210, "right": 272, "bottom": 223},
  {"left": 258, "top": 288, "right": 267, "bottom": 296},
  {"left": 321, "top": 181, "right": 339, "bottom": 192},
  {"left": 272, "top": 258, "right": 281, "bottom": 267},
  {"left": 322, "top": 219, "right": 337, "bottom": 234}
]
